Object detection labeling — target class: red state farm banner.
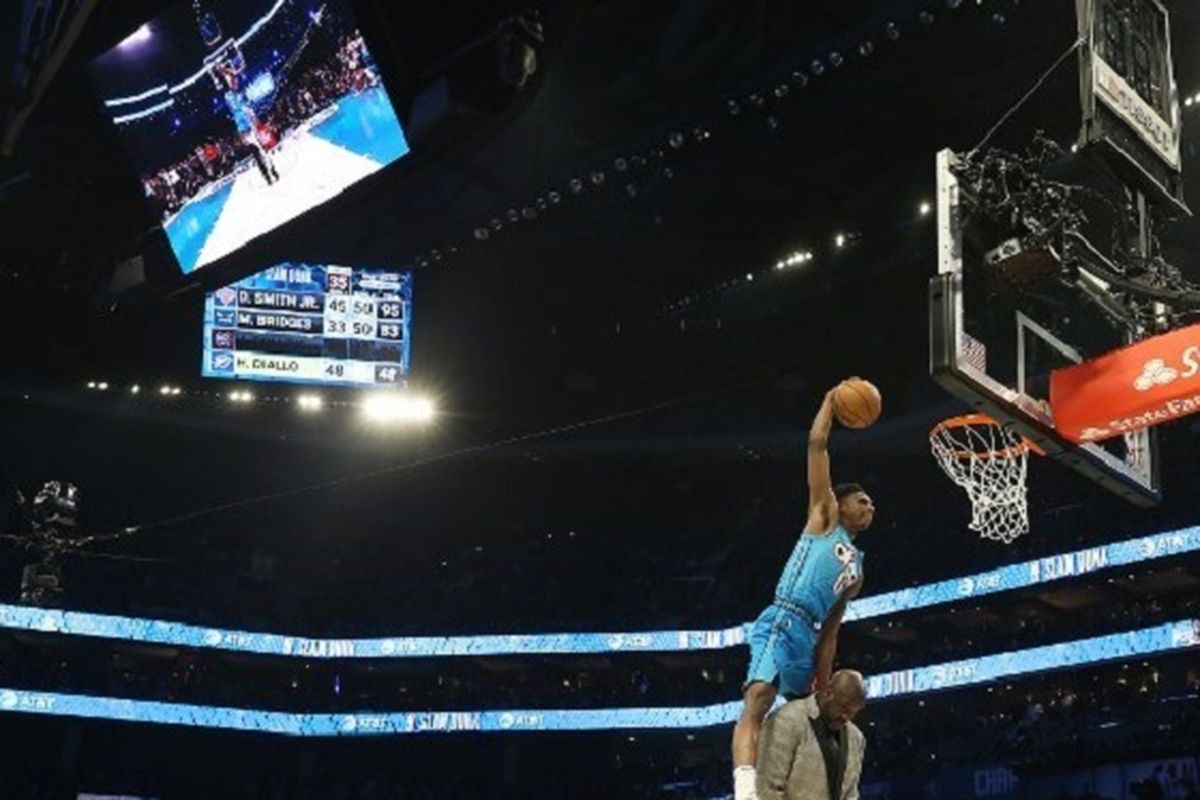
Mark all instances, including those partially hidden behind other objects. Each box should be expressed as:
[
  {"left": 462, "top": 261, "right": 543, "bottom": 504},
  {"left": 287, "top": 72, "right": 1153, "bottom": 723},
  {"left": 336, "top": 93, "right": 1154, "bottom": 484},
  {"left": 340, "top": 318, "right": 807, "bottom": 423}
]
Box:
[{"left": 1050, "top": 322, "right": 1200, "bottom": 443}]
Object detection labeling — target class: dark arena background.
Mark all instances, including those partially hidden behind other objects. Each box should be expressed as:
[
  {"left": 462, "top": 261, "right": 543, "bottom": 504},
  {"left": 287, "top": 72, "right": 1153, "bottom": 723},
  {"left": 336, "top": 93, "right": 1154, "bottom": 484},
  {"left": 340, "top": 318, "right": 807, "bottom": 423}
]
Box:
[{"left": 0, "top": 1, "right": 1199, "bottom": 798}]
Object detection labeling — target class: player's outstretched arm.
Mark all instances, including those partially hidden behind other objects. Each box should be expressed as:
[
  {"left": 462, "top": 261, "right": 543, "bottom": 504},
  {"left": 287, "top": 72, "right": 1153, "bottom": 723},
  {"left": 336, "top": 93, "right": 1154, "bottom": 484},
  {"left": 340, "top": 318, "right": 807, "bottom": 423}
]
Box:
[
  {"left": 812, "top": 575, "right": 863, "bottom": 692},
  {"left": 806, "top": 387, "right": 839, "bottom": 534}
]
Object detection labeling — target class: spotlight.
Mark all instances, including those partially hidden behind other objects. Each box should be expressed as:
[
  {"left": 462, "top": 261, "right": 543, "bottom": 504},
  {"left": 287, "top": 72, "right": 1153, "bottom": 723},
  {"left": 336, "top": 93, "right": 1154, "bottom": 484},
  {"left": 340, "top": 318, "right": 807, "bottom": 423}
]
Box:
[
  {"left": 1186, "top": 97, "right": 1194, "bottom": 108},
  {"left": 119, "top": 24, "right": 152, "bottom": 48},
  {"left": 159, "top": 385, "right": 172, "bottom": 396},
  {"left": 86, "top": 382, "right": 96, "bottom": 389},
  {"left": 745, "top": 273, "right": 754, "bottom": 281},
  {"left": 835, "top": 233, "right": 847, "bottom": 248},
  {"left": 297, "top": 394, "right": 324, "bottom": 412},
  {"left": 1071, "top": 143, "right": 1080, "bottom": 153},
  {"left": 361, "top": 394, "right": 436, "bottom": 424},
  {"left": 171, "top": 387, "right": 182, "bottom": 396},
  {"left": 228, "top": 390, "right": 253, "bottom": 403},
  {"left": 130, "top": 385, "right": 140, "bottom": 394},
  {"left": 97, "top": 382, "right": 109, "bottom": 391},
  {"left": 919, "top": 201, "right": 932, "bottom": 216}
]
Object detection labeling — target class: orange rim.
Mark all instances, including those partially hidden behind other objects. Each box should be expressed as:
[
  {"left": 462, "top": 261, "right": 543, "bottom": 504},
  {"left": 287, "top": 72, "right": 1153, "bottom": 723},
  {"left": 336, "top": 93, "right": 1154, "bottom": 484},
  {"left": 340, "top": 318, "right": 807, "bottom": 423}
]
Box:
[{"left": 930, "top": 413, "right": 1046, "bottom": 460}]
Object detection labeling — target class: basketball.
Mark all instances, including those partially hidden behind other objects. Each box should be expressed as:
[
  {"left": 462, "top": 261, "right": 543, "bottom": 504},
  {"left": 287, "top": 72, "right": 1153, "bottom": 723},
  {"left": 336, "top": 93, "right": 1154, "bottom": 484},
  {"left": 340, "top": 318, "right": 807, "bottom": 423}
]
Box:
[{"left": 833, "top": 378, "right": 882, "bottom": 428}]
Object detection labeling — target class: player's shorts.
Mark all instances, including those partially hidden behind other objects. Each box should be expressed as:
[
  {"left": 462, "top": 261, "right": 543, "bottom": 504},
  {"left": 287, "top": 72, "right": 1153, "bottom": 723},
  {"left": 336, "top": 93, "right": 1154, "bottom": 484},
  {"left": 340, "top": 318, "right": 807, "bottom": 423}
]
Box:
[{"left": 743, "top": 602, "right": 819, "bottom": 699}]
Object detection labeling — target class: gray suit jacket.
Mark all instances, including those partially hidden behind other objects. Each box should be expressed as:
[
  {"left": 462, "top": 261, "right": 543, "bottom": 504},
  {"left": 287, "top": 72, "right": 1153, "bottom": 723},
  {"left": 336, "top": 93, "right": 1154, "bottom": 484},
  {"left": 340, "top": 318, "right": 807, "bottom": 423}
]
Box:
[{"left": 756, "top": 696, "right": 865, "bottom": 800}]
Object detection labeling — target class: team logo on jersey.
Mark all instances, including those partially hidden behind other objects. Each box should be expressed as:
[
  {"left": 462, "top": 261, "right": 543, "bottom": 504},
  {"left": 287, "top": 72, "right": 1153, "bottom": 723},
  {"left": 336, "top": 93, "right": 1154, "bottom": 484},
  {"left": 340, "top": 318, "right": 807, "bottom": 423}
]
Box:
[{"left": 832, "top": 541, "right": 861, "bottom": 595}]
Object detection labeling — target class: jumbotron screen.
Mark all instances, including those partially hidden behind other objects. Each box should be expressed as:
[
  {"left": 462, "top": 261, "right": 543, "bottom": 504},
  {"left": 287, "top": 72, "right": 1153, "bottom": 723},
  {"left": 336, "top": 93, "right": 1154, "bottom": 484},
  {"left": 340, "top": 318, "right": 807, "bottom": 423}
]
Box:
[
  {"left": 89, "top": 0, "right": 410, "bottom": 274},
  {"left": 201, "top": 263, "right": 411, "bottom": 386}
]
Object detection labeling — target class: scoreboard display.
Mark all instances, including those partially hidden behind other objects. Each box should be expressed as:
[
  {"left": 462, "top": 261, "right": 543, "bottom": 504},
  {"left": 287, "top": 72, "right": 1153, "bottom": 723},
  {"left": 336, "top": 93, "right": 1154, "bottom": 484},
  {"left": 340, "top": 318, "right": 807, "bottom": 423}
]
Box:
[{"left": 202, "top": 263, "right": 411, "bottom": 386}]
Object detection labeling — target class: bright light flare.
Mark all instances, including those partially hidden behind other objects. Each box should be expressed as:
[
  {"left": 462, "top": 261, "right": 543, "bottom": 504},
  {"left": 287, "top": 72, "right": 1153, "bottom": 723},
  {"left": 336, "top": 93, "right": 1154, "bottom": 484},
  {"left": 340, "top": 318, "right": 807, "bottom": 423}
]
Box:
[
  {"left": 297, "top": 394, "right": 324, "bottom": 412},
  {"left": 119, "top": 24, "right": 152, "bottom": 48},
  {"left": 361, "top": 394, "right": 436, "bottom": 424}
]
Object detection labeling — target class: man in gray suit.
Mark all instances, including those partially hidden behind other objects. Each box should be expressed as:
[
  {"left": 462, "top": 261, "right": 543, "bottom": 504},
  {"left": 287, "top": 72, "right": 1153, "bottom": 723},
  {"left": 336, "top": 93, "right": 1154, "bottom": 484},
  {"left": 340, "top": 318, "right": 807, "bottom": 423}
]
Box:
[{"left": 755, "top": 668, "right": 867, "bottom": 800}]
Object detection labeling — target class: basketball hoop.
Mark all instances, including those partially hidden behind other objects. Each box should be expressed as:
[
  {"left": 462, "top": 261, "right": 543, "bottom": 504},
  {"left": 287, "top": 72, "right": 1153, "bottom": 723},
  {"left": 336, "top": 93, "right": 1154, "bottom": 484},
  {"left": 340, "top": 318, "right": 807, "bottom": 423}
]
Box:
[{"left": 930, "top": 414, "right": 1042, "bottom": 544}]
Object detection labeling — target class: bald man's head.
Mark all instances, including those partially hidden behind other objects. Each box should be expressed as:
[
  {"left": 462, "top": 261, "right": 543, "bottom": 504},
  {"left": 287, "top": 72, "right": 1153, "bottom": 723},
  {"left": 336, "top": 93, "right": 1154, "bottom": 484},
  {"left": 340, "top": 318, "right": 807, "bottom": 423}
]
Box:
[{"left": 816, "top": 670, "right": 867, "bottom": 729}]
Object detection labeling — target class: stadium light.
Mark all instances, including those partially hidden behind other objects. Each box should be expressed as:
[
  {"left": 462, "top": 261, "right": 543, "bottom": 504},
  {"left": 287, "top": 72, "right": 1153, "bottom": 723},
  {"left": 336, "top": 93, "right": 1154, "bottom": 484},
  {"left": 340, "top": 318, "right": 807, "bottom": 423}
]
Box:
[
  {"left": 159, "top": 385, "right": 172, "bottom": 396},
  {"left": 361, "top": 394, "right": 436, "bottom": 424},
  {"left": 835, "top": 233, "right": 847, "bottom": 248},
  {"left": 119, "top": 24, "right": 152, "bottom": 48},
  {"left": 86, "top": 382, "right": 96, "bottom": 389},
  {"left": 130, "top": 385, "right": 140, "bottom": 395},
  {"left": 297, "top": 394, "right": 324, "bottom": 412},
  {"left": 919, "top": 201, "right": 932, "bottom": 216},
  {"left": 228, "top": 390, "right": 254, "bottom": 404},
  {"left": 97, "top": 382, "right": 109, "bottom": 391}
]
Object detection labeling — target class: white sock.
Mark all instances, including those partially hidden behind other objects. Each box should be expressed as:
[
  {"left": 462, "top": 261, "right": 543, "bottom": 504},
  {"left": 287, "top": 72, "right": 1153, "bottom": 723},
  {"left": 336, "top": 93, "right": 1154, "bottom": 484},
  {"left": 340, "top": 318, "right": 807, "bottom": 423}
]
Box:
[{"left": 733, "top": 765, "right": 757, "bottom": 800}]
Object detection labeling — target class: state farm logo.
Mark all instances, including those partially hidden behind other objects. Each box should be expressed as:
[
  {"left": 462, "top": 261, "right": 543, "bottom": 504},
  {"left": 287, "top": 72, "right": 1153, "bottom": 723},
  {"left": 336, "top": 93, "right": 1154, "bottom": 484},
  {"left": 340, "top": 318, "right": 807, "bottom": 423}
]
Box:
[
  {"left": 1134, "top": 359, "right": 1179, "bottom": 391},
  {"left": 1132, "top": 347, "right": 1200, "bottom": 392},
  {"left": 1078, "top": 426, "right": 1112, "bottom": 442}
]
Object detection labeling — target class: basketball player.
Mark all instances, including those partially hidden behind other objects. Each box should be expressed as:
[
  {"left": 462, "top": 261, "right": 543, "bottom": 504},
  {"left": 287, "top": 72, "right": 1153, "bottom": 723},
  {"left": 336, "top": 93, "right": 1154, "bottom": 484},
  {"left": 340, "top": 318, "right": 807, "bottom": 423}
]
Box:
[
  {"left": 216, "top": 62, "right": 279, "bottom": 185},
  {"left": 731, "top": 383, "right": 874, "bottom": 800}
]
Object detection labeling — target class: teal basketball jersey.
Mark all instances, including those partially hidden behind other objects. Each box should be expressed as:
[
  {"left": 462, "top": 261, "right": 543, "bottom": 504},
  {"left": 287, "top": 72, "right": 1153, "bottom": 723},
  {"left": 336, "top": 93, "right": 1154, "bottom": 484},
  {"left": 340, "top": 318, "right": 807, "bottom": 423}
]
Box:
[{"left": 773, "top": 525, "right": 863, "bottom": 622}]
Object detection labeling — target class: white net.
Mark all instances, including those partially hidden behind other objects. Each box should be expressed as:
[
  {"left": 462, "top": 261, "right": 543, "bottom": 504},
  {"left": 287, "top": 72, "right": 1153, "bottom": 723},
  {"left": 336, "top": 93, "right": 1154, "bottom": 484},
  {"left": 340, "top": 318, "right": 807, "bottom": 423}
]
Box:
[{"left": 930, "top": 416, "right": 1032, "bottom": 544}]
